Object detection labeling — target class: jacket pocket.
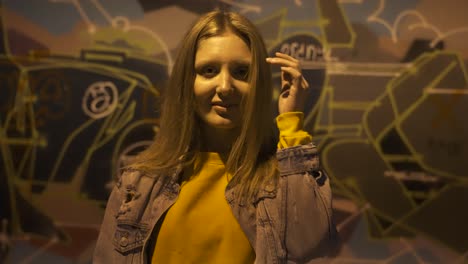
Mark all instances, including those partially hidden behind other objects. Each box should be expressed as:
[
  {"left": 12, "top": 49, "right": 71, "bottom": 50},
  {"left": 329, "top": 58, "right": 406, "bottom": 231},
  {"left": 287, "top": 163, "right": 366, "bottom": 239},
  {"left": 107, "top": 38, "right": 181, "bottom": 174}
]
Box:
[{"left": 112, "top": 221, "right": 149, "bottom": 255}]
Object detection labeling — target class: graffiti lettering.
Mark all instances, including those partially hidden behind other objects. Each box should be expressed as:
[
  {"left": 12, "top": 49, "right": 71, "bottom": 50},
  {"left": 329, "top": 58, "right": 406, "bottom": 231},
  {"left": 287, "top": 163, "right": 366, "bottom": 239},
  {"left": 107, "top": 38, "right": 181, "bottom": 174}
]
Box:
[{"left": 280, "top": 42, "right": 325, "bottom": 61}]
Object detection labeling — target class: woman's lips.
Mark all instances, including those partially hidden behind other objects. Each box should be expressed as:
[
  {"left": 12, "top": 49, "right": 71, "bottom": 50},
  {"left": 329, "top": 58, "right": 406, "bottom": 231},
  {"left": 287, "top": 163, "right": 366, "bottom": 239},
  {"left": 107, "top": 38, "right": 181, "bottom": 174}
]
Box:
[{"left": 212, "top": 102, "right": 238, "bottom": 112}]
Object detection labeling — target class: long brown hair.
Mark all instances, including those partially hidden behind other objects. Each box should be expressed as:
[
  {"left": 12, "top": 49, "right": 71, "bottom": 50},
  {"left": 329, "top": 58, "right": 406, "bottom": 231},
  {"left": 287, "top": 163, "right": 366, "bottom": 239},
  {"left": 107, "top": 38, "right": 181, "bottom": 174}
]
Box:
[{"left": 131, "top": 11, "right": 278, "bottom": 202}]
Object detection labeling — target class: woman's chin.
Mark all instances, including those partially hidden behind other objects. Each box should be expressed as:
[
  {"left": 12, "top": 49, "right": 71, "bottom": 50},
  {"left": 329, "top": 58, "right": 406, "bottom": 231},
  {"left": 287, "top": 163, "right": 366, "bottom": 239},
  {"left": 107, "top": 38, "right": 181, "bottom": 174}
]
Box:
[{"left": 202, "top": 115, "right": 240, "bottom": 130}]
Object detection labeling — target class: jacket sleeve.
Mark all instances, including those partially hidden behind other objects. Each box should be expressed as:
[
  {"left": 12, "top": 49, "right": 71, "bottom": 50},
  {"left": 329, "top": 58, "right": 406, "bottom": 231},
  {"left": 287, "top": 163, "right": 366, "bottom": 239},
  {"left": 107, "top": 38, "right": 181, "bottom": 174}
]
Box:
[
  {"left": 277, "top": 142, "right": 340, "bottom": 262},
  {"left": 276, "top": 112, "right": 312, "bottom": 149},
  {"left": 93, "top": 177, "right": 123, "bottom": 263}
]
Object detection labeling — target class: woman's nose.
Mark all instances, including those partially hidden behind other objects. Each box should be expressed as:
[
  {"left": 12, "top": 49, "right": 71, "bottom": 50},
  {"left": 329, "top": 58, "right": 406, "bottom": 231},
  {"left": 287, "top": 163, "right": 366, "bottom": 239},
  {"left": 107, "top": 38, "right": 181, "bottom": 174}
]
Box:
[{"left": 216, "top": 70, "right": 232, "bottom": 95}]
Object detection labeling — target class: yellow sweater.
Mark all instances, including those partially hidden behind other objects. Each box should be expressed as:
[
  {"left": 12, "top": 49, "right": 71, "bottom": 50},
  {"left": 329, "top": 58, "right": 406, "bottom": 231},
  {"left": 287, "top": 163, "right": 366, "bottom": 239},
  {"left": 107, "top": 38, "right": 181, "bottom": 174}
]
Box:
[{"left": 152, "top": 112, "right": 311, "bottom": 263}]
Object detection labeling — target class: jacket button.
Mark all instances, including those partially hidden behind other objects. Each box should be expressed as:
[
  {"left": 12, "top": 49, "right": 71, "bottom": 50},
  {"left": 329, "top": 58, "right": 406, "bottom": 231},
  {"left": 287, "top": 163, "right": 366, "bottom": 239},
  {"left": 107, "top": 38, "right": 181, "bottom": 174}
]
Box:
[{"left": 120, "top": 236, "right": 129, "bottom": 247}]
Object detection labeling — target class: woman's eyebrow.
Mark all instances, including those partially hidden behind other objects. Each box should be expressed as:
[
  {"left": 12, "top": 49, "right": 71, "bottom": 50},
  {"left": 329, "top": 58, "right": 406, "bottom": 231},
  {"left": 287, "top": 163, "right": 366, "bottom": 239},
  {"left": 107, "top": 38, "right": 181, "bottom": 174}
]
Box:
[
  {"left": 194, "top": 59, "right": 218, "bottom": 67},
  {"left": 232, "top": 60, "right": 251, "bottom": 65}
]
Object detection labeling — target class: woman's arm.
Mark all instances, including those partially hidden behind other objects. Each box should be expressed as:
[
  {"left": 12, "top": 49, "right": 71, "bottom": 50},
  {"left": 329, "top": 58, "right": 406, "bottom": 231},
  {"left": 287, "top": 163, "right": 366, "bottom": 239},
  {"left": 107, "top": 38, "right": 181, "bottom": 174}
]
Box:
[
  {"left": 277, "top": 143, "right": 340, "bottom": 261},
  {"left": 93, "top": 179, "right": 123, "bottom": 263}
]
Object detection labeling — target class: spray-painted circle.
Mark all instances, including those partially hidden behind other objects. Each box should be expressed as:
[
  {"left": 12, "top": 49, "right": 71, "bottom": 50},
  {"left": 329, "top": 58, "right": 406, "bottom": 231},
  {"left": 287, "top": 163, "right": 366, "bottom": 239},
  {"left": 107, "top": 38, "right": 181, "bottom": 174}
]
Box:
[{"left": 82, "top": 81, "right": 119, "bottom": 119}]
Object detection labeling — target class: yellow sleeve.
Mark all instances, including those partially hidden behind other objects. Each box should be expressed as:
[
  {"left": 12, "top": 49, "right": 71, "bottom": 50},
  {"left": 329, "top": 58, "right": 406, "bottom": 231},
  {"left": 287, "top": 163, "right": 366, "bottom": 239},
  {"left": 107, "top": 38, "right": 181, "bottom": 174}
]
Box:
[{"left": 276, "top": 112, "right": 312, "bottom": 149}]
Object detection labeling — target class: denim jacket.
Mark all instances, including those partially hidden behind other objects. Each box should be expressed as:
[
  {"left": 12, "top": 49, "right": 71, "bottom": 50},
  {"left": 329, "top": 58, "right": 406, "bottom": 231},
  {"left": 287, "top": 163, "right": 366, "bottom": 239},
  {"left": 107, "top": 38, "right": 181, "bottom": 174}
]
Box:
[{"left": 93, "top": 143, "right": 339, "bottom": 263}]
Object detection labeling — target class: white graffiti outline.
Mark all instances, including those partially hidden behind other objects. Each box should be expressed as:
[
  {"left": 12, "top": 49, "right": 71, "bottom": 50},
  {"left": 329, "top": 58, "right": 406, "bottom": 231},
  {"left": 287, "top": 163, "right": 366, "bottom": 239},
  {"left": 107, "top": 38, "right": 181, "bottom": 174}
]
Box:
[
  {"left": 429, "top": 27, "right": 468, "bottom": 48},
  {"left": 90, "top": 0, "right": 113, "bottom": 24},
  {"left": 49, "top": 0, "right": 174, "bottom": 74},
  {"left": 384, "top": 170, "right": 440, "bottom": 183},
  {"left": 49, "top": 0, "right": 96, "bottom": 33},
  {"left": 368, "top": 0, "right": 468, "bottom": 47},
  {"left": 110, "top": 16, "right": 174, "bottom": 74},
  {"left": 92, "top": 0, "right": 174, "bottom": 74},
  {"left": 367, "top": 0, "right": 441, "bottom": 43},
  {"left": 82, "top": 81, "right": 119, "bottom": 119}
]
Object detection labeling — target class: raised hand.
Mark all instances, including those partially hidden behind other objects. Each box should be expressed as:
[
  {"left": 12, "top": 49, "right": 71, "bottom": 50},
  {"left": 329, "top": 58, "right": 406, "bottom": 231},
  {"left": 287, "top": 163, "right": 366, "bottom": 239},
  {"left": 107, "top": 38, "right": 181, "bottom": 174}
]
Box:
[{"left": 266, "top": 52, "right": 310, "bottom": 114}]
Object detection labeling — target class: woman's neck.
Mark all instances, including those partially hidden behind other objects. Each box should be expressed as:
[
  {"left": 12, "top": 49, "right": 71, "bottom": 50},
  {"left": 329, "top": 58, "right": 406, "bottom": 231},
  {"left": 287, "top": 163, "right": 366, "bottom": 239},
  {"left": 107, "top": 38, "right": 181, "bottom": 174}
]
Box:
[{"left": 199, "top": 125, "right": 240, "bottom": 154}]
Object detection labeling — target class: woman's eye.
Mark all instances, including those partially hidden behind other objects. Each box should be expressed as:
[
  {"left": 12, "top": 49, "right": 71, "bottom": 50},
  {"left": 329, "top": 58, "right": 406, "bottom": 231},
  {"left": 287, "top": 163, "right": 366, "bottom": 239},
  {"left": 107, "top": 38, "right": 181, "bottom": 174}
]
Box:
[
  {"left": 201, "top": 66, "right": 218, "bottom": 78},
  {"left": 233, "top": 66, "right": 249, "bottom": 80}
]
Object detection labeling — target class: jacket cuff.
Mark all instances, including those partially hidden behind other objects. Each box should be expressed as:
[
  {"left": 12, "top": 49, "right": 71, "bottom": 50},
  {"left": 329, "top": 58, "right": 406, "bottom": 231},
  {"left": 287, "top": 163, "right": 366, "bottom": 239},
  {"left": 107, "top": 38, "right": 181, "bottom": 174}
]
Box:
[{"left": 276, "top": 112, "right": 312, "bottom": 149}]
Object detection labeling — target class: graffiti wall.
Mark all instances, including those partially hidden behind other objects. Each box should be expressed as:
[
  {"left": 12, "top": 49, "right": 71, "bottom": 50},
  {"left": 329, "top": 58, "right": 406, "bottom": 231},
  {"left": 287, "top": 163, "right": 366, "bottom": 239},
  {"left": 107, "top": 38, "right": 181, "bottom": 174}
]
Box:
[{"left": 0, "top": 0, "right": 467, "bottom": 263}]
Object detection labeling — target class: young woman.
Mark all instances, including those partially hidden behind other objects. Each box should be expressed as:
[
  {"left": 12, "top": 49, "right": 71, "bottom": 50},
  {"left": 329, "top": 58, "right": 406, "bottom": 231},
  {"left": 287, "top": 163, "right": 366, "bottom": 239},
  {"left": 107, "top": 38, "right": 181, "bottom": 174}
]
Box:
[{"left": 94, "top": 10, "right": 338, "bottom": 264}]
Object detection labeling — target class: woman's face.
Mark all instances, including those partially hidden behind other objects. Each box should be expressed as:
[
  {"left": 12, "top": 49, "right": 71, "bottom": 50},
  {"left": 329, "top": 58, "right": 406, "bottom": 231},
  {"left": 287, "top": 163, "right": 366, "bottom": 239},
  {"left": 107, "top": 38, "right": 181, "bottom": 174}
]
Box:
[{"left": 193, "top": 32, "right": 251, "bottom": 130}]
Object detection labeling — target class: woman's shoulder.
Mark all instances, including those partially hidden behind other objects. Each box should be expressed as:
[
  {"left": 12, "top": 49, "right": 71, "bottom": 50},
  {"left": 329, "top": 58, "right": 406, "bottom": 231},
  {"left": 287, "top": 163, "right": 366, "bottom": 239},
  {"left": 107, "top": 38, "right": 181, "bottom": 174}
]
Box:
[
  {"left": 119, "top": 168, "right": 146, "bottom": 183},
  {"left": 116, "top": 168, "right": 160, "bottom": 190},
  {"left": 117, "top": 166, "right": 180, "bottom": 193}
]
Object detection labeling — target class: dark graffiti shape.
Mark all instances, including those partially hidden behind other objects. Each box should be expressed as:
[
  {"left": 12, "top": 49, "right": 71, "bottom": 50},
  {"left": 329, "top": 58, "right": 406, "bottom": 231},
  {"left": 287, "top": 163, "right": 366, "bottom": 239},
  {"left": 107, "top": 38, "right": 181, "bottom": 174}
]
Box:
[{"left": 323, "top": 51, "right": 468, "bottom": 253}]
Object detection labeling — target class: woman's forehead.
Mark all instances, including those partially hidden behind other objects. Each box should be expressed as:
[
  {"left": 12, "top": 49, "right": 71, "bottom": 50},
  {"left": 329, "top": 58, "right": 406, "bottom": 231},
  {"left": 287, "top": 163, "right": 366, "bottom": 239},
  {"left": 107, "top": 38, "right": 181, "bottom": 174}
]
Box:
[{"left": 195, "top": 33, "right": 252, "bottom": 64}]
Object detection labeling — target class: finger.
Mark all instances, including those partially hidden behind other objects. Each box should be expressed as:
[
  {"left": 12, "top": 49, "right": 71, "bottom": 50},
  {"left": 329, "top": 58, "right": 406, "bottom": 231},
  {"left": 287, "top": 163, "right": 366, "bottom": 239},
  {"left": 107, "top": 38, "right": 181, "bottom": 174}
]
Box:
[
  {"left": 267, "top": 57, "right": 300, "bottom": 69},
  {"left": 281, "top": 67, "right": 309, "bottom": 94},
  {"left": 280, "top": 66, "right": 302, "bottom": 80},
  {"left": 280, "top": 83, "right": 291, "bottom": 97},
  {"left": 301, "top": 77, "right": 309, "bottom": 89},
  {"left": 275, "top": 52, "right": 299, "bottom": 63}
]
